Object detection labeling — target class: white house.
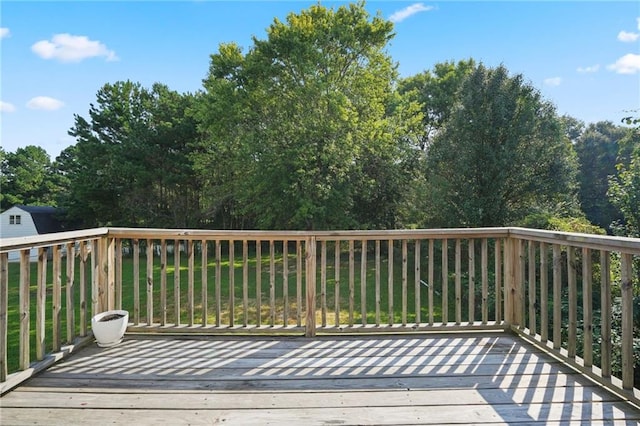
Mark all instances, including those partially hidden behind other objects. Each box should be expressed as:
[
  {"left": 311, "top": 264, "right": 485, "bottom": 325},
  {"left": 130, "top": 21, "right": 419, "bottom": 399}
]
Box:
[{"left": 0, "top": 205, "right": 67, "bottom": 261}]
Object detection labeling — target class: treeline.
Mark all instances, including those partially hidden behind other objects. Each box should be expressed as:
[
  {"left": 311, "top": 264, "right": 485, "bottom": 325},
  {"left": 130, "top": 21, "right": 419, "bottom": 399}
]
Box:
[{"left": 1, "top": 2, "right": 638, "bottom": 237}]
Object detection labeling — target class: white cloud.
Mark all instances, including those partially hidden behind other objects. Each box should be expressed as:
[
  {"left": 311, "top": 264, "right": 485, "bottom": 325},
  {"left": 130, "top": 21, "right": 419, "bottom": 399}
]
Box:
[
  {"left": 543, "top": 77, "right": 562, "bottom": 87},
  {"left": 608, "top": 53, "right": 640, "bottom": 74},
  {"left": 0, "top": 101, "right": 16, "bottom": 112},
  {"left": 0, "top": 28, "right": 9, "bottom": 39},
  {"left": 31, "top": 33, "right": 118, "bottom": 62},
  {"left": 389, "top": 3, "right": 434, "bottom": 23},
  {"left": 617, "top": 30, "right": 639, "bottom": 42},
  {"left": 26, "top": 96, "right": 65, "bottom": 111},
  {"left": 577, "top": 64, "right": 600, "bottom": 73}
]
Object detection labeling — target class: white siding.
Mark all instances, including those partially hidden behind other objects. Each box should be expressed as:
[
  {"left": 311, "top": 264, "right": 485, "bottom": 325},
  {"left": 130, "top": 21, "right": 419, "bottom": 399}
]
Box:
[{"left": 0, "top": 206, "right": 40, "bottom": 261}]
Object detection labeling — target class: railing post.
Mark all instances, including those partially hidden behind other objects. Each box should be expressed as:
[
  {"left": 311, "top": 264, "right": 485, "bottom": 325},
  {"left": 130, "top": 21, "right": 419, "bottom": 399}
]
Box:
[
  {"left": 305, "top": 236, "right": 317, "bottom": 337},
  {"left": 97, "top": 236, "right": 115, "bottom": 313},
  {"left": 504, "top": 237, "right": 523, "bottom": 328}
]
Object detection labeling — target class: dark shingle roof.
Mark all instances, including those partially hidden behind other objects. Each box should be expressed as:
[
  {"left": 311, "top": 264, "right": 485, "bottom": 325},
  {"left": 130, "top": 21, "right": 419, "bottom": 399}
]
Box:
[{"left": 16, "top": 205, "right": 67, "bottom": 234}]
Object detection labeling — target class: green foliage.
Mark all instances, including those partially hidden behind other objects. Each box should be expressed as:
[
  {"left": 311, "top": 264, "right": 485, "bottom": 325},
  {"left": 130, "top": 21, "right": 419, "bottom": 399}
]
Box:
[
  {"left": 0, "top": 145, "right": 64, "bottom": 210},
  {"left": 65, "top": 81, "right": 202, "bottom": 228},
  {"left": 574, "top": 121, "right": 627, "bottom": 231},
  {"left": 0, "top": 2, "right": 616, "bottom": 234},
  {"left": 422, "top": 64, "right": 579, "bottom": 227},
  {"left": 521, "top": 212, "right": 605, "bottom": 234},
  {"left": 608, "top": 119, "right": 640, "bottom": 238},
  {"left": 398, "top": 59, "right": 476, "bottom": 151},
  {"left": 197, "top": 2, "right": 414, "bottom": 230}
]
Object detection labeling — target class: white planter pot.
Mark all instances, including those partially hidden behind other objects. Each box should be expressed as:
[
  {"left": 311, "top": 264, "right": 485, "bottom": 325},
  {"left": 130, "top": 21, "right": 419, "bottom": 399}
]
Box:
[{"left": 91, "top": 310, "right": 129, "bottom": 347}]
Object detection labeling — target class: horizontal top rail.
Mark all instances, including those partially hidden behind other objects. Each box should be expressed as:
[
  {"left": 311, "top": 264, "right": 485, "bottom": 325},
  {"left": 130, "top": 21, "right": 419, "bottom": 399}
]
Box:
[
  {"left": 104, "top": 227, "right": 513, "bottom": 241},
  {"left": 1, "top": 226, "right": 639, "bottom": 253},
  {"left": 509, "top": 227, "right": 640, "bottom": 254},
  {"left": 0, "top": 228, "right": 109, "bottom": 253}
]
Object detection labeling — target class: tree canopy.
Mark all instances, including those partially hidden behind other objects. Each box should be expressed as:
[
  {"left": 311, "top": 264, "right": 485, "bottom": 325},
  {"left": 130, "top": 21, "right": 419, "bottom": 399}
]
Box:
[
  {"left": 196, "top": 2, "right": 411, "bottom": 230},
  {"left": 419, "top": 64, "right": 578, "bottom": 227},
  {"left": 1, "top": 1, "right": 636, "bottom": 238},
  {"left": 65, "top": 81, "right": 201, "bottom": 228}
]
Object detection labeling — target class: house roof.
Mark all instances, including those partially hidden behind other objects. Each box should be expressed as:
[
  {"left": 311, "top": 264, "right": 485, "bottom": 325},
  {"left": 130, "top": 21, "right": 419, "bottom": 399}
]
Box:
[{"left": 15, "top": 205, "right": 67, "bottom": 234}]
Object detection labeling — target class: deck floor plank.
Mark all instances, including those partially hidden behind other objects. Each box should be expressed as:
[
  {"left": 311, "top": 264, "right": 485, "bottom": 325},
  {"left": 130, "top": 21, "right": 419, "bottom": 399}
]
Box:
[{"left": 2, "top": 333, "right": 639, "bottom": 425}]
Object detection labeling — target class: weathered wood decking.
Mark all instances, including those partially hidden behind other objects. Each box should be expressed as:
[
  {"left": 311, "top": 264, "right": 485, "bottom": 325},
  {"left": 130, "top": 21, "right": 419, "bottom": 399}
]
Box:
[{"left": 2, "top": 332, "right": 639, "bottom": 425}]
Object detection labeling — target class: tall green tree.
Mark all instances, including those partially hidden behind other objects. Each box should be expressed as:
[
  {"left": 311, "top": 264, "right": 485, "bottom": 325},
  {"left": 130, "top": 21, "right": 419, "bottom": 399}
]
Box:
[
  {"left": 574, "top": 121, "right": 627, "bottom": 231},
  {"left": 0, "top": 145, "right": 63, "bottom": 210},
  {"left": 66, "top": 81, "right": 201, "bottom": 227},
  {"left": 197, "top": 2, "right": 413, "bottom": 230},
  {"left": 608, "top": 120, "right": 640, "bottom": 238},
  {"left": 398, "top": 59, "right": 476, "bottom": 151},
  {"left": 422, "top": 64, "right": 578, "bottom": 227}
]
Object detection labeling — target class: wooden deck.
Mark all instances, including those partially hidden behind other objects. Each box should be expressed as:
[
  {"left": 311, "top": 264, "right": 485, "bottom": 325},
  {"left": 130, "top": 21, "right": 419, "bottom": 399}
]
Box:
[{"left": 2, "top": 332, "right": 639, "bottom": 425}]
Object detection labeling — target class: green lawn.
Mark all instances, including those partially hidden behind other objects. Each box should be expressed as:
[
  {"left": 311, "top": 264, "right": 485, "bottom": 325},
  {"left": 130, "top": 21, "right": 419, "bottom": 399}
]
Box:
[{"left": 6, "top": 240, "right": 499, "bottom": 374}]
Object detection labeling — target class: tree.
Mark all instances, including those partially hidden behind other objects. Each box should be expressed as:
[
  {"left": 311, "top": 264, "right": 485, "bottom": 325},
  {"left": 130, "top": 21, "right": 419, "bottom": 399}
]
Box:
[
  {"left": 398, "top": 59, "right": 476, "bottom": 151},
  {"left": 66, "top": 81, "right": 201, "bottom": 227},
  {"left": 422, "top": 64, "right": 579, "bottom": 227},
  {"left": 0, "top": 145, "right": 63, "bottom": 210},
  {"left": 574, "top": 121, "right": 627, "bottom": 231},
  {"left": 608, "top": 123, "right": 640, "bottom": 238},
  {"left": 197, "top": 2, "right": 412, "bottom": 230}
]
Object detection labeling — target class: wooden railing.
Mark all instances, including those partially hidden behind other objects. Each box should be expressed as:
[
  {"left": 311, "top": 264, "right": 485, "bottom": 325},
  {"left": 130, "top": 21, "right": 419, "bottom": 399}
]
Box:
[{"left": 1, "top": 227, "right": 638, "bottom": 402}]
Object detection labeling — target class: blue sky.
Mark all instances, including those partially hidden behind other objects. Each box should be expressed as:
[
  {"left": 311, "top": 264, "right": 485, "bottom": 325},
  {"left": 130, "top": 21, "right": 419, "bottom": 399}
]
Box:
[{"left": 1, "top": 1, "right": 639, "bottom": 158}]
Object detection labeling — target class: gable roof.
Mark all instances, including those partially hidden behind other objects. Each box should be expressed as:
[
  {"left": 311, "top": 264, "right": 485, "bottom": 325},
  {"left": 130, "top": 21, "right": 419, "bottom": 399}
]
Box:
[{"left": 14, "top": 205, "right": 67, "bottom": 234}]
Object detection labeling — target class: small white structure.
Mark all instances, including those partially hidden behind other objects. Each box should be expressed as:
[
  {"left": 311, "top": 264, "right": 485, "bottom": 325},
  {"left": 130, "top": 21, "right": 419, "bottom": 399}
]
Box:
[{"left": 0, "top": 205, "right": 67, "bottom": 261}]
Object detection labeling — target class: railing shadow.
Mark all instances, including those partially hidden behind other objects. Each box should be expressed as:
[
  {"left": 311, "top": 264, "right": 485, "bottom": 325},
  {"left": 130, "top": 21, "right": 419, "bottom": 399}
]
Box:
[{"left": 24, "top": 334, "right": 640, "bottom": 423}]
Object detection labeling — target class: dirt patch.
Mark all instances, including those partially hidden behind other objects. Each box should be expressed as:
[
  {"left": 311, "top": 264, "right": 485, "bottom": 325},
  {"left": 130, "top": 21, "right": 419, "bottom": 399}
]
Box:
[{"left": 99, "top": 313, "right": 125, "bottom": 322}]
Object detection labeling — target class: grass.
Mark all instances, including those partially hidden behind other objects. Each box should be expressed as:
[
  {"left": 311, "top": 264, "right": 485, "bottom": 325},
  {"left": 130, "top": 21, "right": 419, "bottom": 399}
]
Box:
[{"left": 5, "top": 240, "right": 500, "bottom": 374}]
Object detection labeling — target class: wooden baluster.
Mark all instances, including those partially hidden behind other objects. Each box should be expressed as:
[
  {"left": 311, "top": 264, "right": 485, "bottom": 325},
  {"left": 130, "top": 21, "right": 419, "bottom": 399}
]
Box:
[
  {"left": 348, "top": 240, "right": 355, "bottom": 327},
  {"left": 20, "top": 249, "right": 31, "bottom": 369},
  {"left": 552, "top": 244, "right": 561, "bottom": 350},
  {"left": 147, "top": 240, "right": 155, "bottom": 326},
  {"left": 256, "top": 241, "right": 262, "bottom": 327},
  {"left": 36, "top": 248, "right": 47, "bottom": 360},
  {"left": 582, "top": 248, "right": 593, "bottom": 368},
  {"left": 528, "top": 241, "right": 536, "bottom": 335},
  {"left": 228, "top": 240, "right": 235, "bottom": 327},
  {"left": 305, "top": 236, "right": 317, "bottom": 337},
  {"left": 415, "top": 240, "right": 421, "bottom": 325},
  {"left": 442, "top": 239, "right": 448, "bottom": 324},
  {"left": 620, "top": 253, "right": 634, "bottom": 390},
  {"left": 600, "top": 251, "right": 611, "bottom": 378},
  {"left": 215, "top": 240, "right": 221, "bottom": 327},
  {"left": 242, "top": 240, "right": 248, "bottom": 327},
  {"left": 282, "top": 240, "right": 288, "bottom": 326},
  {"left": 361, "top": 240, "right": 368, "bottom": 326},
  {"left": 428, "top": 239, "right": 434, "bottom": 325},
  {"left": 52, "top": 246, "right": 61, "bottom": 352},
  {"left": 375, "top": 240, "right": 381, "bottom": 326},
  {"left": 540, "top": 243, "right": 548, "bottom": 343},
  {"left": 66, "top": 242, "right": 75, "bottom": 343},
  {"left": 0, "top": 252, "right": 8, "bottom": 381},
  {"left": 133, "top": 239, "right": 140, "bottom": 325},
  {"left": 481, "top": 239, "right": 488, "bottom": 324},
  {"left": 567, "top": 247, "right": 577, "bottom": 359},
  {"left": 297, "top": 241, "right": 303, "bottom": 327},
  {"left": 388, "top": 239, "right": 394, "bottom": 325},
  {"left": 469, "top": 239, "right": 475, "bottom": 324},
  {"left": 160, "top": 240, "right": 167, "bottom": 326},
  {"left": 402, "top": 239, "right": 407, "bottom": 326},
  {"left": 321, "top": 241, "right": 327, "bottom": 328},
  {"left": 187, "top": 240, "right": 194, "bottom": 327},
  {"left": 455, "top": 239, "right": 461, "bottom": 325}
]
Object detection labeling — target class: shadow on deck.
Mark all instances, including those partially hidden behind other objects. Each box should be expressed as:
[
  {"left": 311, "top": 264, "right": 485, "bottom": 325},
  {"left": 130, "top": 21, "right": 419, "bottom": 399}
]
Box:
[{"left": 2, "top": 332, "right": 640, "bottom": 425}]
